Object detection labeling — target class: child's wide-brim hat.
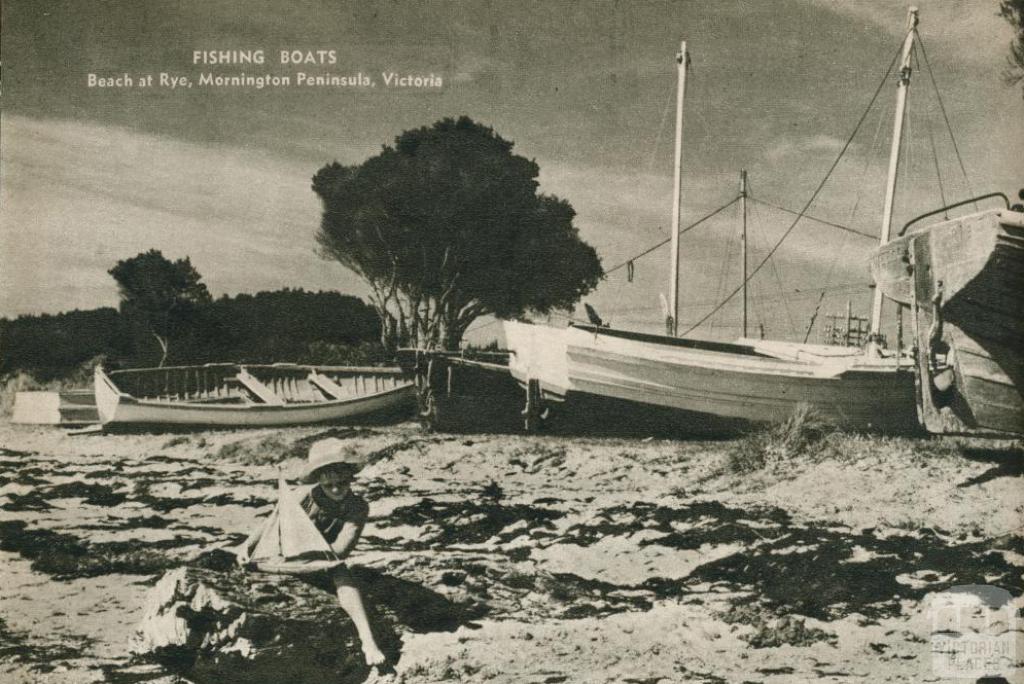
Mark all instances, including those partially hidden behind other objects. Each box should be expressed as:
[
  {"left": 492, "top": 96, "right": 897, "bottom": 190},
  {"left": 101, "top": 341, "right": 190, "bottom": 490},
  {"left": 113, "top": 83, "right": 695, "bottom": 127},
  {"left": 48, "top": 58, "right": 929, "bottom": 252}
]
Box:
[{"left": 300, "top": 438, "right": 368, "bottom": 483}]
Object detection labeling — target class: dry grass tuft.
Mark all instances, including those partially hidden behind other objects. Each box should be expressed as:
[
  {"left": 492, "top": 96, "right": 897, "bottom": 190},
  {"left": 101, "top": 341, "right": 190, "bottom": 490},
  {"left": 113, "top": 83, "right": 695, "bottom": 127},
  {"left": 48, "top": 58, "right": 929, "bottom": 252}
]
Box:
[
  {"left": 216, "top": 434, "right": 309, "bottom": 466},
  {"left": 727, "top": 404, "right": 835, "bottom": 474}
]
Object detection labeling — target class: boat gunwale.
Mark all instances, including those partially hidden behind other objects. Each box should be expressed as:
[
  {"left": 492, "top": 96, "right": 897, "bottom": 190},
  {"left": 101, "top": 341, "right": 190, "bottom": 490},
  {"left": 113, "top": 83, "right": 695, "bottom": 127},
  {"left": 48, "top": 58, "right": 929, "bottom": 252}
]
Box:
[
  {"left": 113, "top": 381, "right": 415, "bottom": 412},
  {"left": 106, "top": 363, "right": 407, "bottom": 378},
  {"left": 567, "top": 322, "right": 769, "bottom": 357},
  {"left": 96, "top": 365, "right": 414, "bottom": 415},
  {"left": 567, "top": 323, "right": 905, "bottom": 373}
]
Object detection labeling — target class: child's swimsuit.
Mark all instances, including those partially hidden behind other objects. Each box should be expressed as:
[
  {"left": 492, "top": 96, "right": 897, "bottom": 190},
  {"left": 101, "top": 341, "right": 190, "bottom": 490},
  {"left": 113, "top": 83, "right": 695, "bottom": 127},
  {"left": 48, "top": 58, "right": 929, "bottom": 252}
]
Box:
[
  {"left": 295, "top": 485, "right": 370, "bottom": 592},
  {"left": 300, "top": 485, "right": 369, "bottom": 544}
]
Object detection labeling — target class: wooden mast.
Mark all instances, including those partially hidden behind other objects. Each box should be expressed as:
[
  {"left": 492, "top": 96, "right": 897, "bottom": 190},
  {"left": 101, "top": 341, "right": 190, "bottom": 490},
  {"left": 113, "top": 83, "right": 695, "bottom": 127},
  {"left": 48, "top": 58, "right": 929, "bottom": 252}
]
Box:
[
  {"left": 667, "top": 40, "right": 689, "bottom": 337},
  {"left": 870, "top": 7, "right": 919, "bottom": 341},
  {"left": 740, "top": 169, "right": 748, "bottom": 338}
]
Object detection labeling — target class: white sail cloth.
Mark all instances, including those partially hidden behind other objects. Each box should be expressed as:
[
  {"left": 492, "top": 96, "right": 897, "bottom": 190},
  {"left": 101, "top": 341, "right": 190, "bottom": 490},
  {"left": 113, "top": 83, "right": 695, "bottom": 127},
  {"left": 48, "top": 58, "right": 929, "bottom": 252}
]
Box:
[{"left": 235, "top": 476, "right": 343, "bottom": 575}]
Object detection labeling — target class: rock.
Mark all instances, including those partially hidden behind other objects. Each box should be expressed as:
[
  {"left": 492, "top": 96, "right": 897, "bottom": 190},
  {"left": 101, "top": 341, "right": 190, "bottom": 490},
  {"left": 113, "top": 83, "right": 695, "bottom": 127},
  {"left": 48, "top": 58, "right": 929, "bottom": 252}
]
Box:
[
  {"left": 133, "top": 563, "right": 478, "bottom": 683},
  {"left": 133, "top": 565, "right": 402, "bottom": 684}
]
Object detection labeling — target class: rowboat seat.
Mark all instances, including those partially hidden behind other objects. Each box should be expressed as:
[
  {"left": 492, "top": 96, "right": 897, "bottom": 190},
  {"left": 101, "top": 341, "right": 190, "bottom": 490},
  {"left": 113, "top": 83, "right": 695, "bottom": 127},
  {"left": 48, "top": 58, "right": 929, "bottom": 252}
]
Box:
[
  {"left": 233, "top": 368, "right": 285, "bottom": 405},
  {"left": 307, "top": 371, "right": 349, "bottom": 400}
]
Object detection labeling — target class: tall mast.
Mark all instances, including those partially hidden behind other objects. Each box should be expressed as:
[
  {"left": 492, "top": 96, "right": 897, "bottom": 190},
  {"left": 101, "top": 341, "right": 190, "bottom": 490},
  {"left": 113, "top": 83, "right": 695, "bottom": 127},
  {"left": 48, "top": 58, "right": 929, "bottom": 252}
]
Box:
[
  {"left": 740, "top": 169, "right": 748, "bottom": 338},
  {"left": 870, "top": 7, "right": 919, "bottom": 339},
  {"left": 668, "top": 40, "right": 689, "bottom": 337}
]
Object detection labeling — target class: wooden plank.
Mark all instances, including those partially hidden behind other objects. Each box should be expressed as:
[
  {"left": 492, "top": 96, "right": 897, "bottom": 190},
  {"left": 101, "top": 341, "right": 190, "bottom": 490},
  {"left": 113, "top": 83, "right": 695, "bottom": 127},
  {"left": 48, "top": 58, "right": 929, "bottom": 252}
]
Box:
[
  {"left": 235, "top": 368, "right": 285, "bottom": 405},
  {"left": 307, "top": 371, "right": 350, "bottom": 400}
]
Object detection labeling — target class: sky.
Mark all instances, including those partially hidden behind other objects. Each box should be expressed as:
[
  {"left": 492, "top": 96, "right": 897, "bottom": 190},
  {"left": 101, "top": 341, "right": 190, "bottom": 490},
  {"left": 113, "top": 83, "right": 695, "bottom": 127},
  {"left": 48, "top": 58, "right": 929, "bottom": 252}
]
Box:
[{"left": 1, "top": 0, "right": 1021, "bottom": 345}]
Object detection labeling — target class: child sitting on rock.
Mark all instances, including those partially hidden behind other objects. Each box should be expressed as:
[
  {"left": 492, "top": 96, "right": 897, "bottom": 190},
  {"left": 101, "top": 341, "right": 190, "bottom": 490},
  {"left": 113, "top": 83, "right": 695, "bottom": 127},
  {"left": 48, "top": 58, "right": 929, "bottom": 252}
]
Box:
[
  {"left": 237, "top": 437, "right": 386, "bottom": 667},
  {"left": 299, "top": 438, "right": 386, "bottom": 667}
]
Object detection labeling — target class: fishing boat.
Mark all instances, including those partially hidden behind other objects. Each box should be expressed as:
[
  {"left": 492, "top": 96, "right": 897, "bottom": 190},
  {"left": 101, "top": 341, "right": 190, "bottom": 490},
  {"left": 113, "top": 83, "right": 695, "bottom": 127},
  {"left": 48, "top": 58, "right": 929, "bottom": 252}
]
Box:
[
  {"left": 504, "top": 320, "right": 917, "bottom": 433},
  {"left": 870, "top": 198, "right": 1024, "bottom": 435},
  {"left": 93, "top": 363, "right": 414, "bottom": 429},
  {"left": 503, "top": 15, "right": 937, "bottom": 434}
]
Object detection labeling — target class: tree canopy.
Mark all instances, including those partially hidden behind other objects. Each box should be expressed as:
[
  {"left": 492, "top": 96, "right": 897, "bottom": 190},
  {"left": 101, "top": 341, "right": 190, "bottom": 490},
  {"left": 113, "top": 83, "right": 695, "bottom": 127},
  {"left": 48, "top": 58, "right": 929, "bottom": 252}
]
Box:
[
  {"left": 0, "top": 288, "right": 382, "bottom": 378},
  {"left": 108, "top": 250, "right": 211, "bottom": 366},
  {"left": 1002, "top": 0, "right": 1024, "bottom": 97},
  {"left": 313, "top": 116, "right": 603, "bottom": 351}
]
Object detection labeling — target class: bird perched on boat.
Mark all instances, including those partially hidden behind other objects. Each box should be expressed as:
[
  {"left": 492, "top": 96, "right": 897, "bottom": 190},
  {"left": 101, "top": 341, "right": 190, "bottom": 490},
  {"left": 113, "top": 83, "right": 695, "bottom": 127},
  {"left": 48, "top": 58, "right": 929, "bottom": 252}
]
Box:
[{"left": 584, "top": 303, "right": 608, "bottom": 327}]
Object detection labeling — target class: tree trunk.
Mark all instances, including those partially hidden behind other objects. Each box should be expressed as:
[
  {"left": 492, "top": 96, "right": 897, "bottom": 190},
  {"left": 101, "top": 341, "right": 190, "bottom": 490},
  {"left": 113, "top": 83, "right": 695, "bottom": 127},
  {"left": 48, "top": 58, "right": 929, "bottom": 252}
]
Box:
[
  {"left": 439, "top": 312, "right": 469, "bottom": 351},
  {"left": 153, "top": 332, "right": 169, "bottom": 368},
  {"left": 377, "top": 310, "right": 398, "bottom": 360}
]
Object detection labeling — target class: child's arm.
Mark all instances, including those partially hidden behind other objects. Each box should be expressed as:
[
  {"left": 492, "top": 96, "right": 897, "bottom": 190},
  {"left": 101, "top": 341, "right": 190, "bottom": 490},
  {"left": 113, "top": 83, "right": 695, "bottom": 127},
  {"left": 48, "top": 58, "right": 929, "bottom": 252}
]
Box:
[{"left": 330, "top": 497, "right": 369, "bottom": 559}]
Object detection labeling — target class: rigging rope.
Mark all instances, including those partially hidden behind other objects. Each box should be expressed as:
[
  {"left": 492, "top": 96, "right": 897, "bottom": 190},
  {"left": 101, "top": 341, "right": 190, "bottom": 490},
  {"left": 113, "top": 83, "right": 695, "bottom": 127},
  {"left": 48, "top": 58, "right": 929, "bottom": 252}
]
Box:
[
  {"left": 462, "top": 197, "right": 740, "bottom": 337},
  {"left": 644, "top": 83, "right": 677, "bottom": 181},
  {"left": 601, "top": 196, "right": 740, "bottom": 277},
  {"left": 746, "top": 179, "right": 797, "bottom": 337},
  {"left": 805, "top": 95, "right": 889, "bottom": 343},
  {"left": 803, "top": 290, "right": 828, "bottom": 343},
  {"left": 846, "top": 89, "right": 891, "bottom": 230},
  {"left": 904, "top": 85, "right": 914, "bottom": 220},
  {"left": 708, "top": 202, "right": 738, "bottom": 336},
  {"left": 679, "top": 41, "right": 905, "bottom": 337},
  {"left": 913, "top": 45, "right": 949, "bottom": 215},
  {"left": 925, "top": 113, "right": 948, "bottom": 215},
  {"left": 747, "top": 198, "right": 876, "bottom": 240},
  {"left": 588, "top": 282, "right": 870, "bottom": 316},
  {"left": 915, "top": 31, "right": 976, "bottom": 207}
]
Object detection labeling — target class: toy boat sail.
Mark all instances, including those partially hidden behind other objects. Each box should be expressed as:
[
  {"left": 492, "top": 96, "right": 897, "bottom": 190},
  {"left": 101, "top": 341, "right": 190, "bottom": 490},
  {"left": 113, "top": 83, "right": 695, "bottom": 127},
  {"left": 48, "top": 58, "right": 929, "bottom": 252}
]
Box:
[{"left": 237, "top": 475, "right": 343, "bottom": 575}]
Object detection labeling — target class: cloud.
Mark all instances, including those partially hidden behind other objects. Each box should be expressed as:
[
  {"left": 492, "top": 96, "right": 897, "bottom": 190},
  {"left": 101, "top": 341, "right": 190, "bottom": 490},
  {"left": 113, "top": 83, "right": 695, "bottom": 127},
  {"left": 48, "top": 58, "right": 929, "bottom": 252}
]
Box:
[
  {"left": 0, "top": 115, "right": 366, "bottom": 317},
  {"left": 764, "top": 134, "right": 848, "bottom": 163},
  {"left": 802, "top": 0, "right": 1012, "bottom": 67}
]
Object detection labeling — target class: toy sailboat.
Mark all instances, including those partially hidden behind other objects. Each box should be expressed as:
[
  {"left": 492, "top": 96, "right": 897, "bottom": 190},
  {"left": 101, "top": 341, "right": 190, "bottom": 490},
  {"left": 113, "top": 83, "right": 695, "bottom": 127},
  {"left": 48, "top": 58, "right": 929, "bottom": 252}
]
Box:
[{"left": 236, "top": 475, "right": 343, "bottom": 575}]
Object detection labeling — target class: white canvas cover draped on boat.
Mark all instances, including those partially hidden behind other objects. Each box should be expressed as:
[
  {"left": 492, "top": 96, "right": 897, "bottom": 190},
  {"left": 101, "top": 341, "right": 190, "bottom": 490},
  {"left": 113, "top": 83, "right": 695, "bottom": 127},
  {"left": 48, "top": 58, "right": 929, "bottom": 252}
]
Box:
[{"left": 236, "top": 476, "right": 343, "bottom": 575}]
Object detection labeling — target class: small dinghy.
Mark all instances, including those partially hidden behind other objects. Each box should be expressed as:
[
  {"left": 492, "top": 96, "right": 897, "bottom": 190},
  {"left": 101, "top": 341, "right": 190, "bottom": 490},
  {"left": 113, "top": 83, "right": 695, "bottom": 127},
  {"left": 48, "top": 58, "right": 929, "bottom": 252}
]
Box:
[{"left": 94, "top": 363, "right": 414, "bottom": 430}]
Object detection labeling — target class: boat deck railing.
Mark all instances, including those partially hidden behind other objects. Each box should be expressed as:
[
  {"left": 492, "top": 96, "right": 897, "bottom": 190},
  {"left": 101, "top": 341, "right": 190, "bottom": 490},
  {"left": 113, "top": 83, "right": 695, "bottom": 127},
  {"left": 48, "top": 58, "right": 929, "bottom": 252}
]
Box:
[{"left": 899, "top": 193, "right": 1009, "bottom": 236}]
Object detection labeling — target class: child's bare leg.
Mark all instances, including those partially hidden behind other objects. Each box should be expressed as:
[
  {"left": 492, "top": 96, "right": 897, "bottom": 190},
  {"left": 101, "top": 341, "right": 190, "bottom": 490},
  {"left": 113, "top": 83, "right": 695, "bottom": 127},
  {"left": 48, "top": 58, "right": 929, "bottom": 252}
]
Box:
[{"left": 332, "top": 566, "right": 386, "bottom": 666}]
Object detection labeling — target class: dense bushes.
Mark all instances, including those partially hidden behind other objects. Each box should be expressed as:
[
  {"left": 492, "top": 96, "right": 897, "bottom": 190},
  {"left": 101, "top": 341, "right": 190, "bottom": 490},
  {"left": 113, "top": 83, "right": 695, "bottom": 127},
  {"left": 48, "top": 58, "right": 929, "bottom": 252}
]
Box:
[
  {"left": 0, "top": 289, "right": 382, "bottom": 379},
  {"left": 0, "top": 308, "right": 127, "bottom": 381}
]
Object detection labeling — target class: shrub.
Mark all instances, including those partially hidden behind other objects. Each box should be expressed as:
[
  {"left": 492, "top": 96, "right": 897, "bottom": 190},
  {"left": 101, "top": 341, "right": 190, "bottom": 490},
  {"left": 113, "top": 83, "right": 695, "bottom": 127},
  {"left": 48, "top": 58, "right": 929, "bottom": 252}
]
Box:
[
  {"left": 300, "top": 340, "right": 385, "bottom": 366},
  {"left": 727, "top": 404, "right": 835, "bottom": 474},
  {"left": 0, "top": 355, "right": 106, "bottom": 417}
]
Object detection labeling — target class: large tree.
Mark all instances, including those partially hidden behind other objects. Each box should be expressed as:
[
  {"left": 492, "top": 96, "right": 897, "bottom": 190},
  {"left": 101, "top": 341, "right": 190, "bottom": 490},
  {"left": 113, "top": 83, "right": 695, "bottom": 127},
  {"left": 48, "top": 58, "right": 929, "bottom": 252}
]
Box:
[
  {"left": 1002, "top": 0, "right": 1024, "bottom": 97},
  {"left": 109, "top": 250, "right": 211, "bottom": 366},
  {"left": 313, "top": 116, "right": 603, "bottom": 352}
]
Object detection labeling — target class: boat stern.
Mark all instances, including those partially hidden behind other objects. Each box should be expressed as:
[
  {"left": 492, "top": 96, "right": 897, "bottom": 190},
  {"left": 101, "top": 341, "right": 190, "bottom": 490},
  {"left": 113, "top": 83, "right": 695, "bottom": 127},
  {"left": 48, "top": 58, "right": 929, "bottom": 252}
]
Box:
[
  {"left": 501, "top": 320, "right": 571, "bottom": 397},
  {"left": 93, "top": 365, "right": 125, "bottom": 425}
]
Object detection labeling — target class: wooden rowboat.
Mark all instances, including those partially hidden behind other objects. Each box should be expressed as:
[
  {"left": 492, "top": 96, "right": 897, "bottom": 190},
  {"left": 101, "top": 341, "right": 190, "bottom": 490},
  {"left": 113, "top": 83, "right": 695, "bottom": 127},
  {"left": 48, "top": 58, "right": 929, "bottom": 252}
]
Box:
[
  {"left": 870, "top": 204, "right": 1024, "bottom": 435},
  {"left": 94, "top": 363, "right": 414, "bottom": 429}
]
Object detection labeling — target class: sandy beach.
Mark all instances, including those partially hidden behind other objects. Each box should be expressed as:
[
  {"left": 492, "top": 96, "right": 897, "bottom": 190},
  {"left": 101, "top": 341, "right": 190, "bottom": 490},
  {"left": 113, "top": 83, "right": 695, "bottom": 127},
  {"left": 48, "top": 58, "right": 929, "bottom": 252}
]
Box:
[{"left": 0, "top": 421, "right": 1021, "bottom": 683}]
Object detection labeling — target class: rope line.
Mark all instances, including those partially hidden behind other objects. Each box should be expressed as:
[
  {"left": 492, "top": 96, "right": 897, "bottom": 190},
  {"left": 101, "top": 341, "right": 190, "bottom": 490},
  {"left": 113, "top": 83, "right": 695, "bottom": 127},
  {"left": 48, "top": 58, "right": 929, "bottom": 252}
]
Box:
[
  {"left": 463, "top": 198, "right": 740, "bottom": 337},
  {"left": 746, "top": 180, "right": 797, "bottom": 337},
  {"left": 644, "top": 83, "right": 677, "bottom": 182},
  {"left": 915, "top": 31, "right": 976, "bottom": 206},
  {"left": 845, "top": 86, "right": 891, "bottom": 230},
  {"left": 678, "top": 41, "right": 904, "bottom": 337},
  {"left": 602, "top": 196, "right": 740, "bottom": 277},
  {"left": 912, "top": 45, "right": 949, "bottom": 215},
  {"left": 748, "top": 197, "right": 877, "bottom": 240}
]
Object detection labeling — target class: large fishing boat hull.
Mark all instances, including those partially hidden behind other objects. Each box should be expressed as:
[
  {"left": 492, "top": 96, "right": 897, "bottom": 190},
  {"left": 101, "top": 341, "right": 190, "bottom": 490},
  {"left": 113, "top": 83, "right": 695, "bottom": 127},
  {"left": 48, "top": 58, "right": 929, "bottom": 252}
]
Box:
[
  {"left": 504, "top": 321, "right": 919, "bottom": 433},
  {"left": 871, "top": 207, "right": 1024, "bottom": 435},
  {"left": 94, "top": 364, "right": 415, "bottom": 429}
]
